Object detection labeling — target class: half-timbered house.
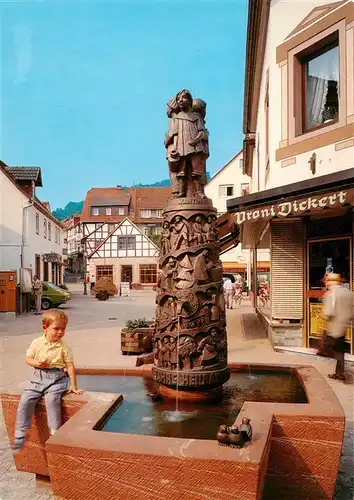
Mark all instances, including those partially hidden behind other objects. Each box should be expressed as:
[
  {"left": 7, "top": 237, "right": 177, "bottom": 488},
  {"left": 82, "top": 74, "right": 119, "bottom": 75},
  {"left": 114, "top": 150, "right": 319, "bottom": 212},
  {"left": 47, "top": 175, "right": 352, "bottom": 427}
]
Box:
[{"left": 80, "top": 185, "right": 171, "bottom": 287}]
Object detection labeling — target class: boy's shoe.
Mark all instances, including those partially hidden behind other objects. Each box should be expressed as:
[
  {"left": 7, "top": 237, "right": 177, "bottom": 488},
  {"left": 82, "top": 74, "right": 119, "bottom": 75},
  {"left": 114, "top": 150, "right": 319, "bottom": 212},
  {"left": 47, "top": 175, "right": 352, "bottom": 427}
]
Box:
[{"left": 11, "top": 436, "right": 25, "bottom": 452}]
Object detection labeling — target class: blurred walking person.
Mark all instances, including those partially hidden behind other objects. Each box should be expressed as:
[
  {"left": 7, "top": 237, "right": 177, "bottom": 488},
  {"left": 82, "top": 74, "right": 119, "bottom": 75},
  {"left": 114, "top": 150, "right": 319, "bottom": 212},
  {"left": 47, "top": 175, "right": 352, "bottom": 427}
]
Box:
[
  {"left": 90, "top": 273, "right": 96, "bottom": 291},
  {"left": 32, "top": 275, "right": 43, "bottom": 315},
  {"left": 223, "top": 277, "right": 233, "bottom": 309},
  {"left": 322, "top": 273, "right": 353, "bottom": 382}
]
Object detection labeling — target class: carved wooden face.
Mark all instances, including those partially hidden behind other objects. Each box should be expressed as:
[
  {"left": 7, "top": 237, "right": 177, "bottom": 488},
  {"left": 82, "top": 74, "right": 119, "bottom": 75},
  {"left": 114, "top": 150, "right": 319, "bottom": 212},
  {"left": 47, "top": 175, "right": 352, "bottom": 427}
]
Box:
[{"left": 177, "top": 91, "right": 192, "bottom": 111}]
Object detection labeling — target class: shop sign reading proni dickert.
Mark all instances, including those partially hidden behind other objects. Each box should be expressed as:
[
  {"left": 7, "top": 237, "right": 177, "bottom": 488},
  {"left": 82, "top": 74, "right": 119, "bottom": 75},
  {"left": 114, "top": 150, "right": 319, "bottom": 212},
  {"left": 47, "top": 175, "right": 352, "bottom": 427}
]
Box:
[{"left": 235, "top": 190, "right": 352, "bottom": 225}]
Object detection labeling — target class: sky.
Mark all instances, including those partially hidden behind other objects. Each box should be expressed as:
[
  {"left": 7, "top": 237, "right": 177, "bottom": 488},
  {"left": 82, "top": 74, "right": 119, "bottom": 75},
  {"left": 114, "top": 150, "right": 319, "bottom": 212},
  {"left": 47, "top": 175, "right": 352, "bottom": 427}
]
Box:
[{"left": 0, "top": 0, "right": 248, "bottom": 209}]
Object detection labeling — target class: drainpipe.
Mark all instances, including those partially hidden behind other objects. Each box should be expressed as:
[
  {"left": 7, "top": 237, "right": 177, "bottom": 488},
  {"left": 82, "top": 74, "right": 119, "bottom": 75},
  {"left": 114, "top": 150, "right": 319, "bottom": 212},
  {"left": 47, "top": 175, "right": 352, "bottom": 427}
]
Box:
[{"left": 20, "top": 181, "right": 35, "bottom": 313}]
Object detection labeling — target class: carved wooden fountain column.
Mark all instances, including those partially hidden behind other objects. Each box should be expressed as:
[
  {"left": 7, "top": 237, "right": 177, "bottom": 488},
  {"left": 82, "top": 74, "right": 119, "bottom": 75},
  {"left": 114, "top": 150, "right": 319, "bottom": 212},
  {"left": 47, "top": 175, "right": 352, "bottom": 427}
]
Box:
[{"left": 152, "top": 89, "right": 230, "bottom": 400}]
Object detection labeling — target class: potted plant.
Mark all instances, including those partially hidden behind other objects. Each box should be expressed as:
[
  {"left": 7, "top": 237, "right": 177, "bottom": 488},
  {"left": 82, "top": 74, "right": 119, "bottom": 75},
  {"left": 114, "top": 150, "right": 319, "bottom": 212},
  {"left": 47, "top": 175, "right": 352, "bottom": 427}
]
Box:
[{"left": 93, "top": 277, "right": 118, "bottom": 301}]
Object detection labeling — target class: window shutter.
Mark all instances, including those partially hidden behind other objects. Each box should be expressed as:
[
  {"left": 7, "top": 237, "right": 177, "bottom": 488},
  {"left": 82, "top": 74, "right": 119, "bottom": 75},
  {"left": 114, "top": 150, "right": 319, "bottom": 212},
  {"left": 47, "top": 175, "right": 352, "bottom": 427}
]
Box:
[{"left": 271, "top": 220, "right": 304, "bottom": 319}]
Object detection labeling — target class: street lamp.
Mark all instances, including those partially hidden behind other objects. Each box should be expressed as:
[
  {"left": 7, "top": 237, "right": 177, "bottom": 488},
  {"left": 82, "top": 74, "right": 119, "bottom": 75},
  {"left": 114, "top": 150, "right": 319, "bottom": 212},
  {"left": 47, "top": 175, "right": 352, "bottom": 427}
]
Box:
[{"left": 83, "top": 249, "right": 88, "bottom": 295}]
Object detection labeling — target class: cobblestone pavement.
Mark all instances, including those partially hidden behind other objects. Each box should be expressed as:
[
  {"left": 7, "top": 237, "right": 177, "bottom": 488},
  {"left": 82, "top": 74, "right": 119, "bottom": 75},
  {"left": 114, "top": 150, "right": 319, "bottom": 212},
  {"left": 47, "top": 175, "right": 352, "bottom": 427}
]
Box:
[{"left": 1, "top": 288, "right": 353, "bottom": 499}]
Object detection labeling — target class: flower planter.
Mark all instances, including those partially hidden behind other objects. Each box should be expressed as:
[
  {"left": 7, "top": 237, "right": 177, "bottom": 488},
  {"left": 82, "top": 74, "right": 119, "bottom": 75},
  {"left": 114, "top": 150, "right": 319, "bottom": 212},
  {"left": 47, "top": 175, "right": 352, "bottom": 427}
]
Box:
[{"left": 121, "top": 328, "right": 153, "bottom": 355}]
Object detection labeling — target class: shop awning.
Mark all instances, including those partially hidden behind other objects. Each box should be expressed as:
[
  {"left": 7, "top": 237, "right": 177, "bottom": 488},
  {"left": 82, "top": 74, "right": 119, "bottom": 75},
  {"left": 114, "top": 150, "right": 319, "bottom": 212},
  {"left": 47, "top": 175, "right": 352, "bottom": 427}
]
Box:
[{"left": 227, "top": 169, "right": 354, "bottom": 226}]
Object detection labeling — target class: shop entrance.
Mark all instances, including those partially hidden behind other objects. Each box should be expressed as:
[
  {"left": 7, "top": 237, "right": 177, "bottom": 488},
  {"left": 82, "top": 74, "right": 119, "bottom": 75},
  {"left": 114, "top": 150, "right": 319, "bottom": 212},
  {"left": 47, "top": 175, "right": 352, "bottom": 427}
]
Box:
[
  {"left": 121, "top": 265, "right": 133, "bottom": 284},
  {"left": 307, "top": 236, "right": 352, "bottom": 353}
]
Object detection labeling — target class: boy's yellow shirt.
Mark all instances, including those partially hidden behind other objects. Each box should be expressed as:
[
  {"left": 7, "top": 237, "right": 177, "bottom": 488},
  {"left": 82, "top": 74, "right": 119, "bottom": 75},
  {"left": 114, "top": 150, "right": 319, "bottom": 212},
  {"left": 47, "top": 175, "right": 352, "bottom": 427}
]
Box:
[{"left": 26, "top": 335, "right": 73, "bottom": 369}]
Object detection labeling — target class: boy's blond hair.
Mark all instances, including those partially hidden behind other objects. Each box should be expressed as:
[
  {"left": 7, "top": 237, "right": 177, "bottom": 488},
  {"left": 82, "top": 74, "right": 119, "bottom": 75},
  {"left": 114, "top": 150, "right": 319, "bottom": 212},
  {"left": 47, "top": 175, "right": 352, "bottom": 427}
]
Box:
[{"left": 42, "top": 309, "right": 68, "bottom": 328}]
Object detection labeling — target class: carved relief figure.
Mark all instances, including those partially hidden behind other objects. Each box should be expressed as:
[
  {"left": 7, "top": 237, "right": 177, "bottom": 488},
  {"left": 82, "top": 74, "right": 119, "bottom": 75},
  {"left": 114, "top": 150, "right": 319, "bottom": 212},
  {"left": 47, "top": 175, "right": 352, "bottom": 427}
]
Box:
[
  {"left": 197, "top": 328, "right": 220, "bottom": 367},
  {"left": 166, "top": 297, "right": 177, "bottom": 321},
  {"left": 218, "top": 285, "right": 226, "bottom": 314},
  {"left": 159, "top": 258, "right": 177, "bottom": 291},
  {"left": 191, "top": 215, "right": 205, "bottom": 245},
  {"left": 210, "top": 293, "right": 220, "bottom": 322},
  {"left": 194, "top": 249, "right": 211, "bottom": 282},
  {"left": 157, "top": 339, "right": 164, "bottom": 366},
  {"left": 175, "top": 254, "right": 194, "bottom": 289},
  {"left": 170, "top": 216, "right": 189, "bottom": 250},
  {"left": 164, "top": 89, "right": 208, "bottom": 198},
  {"left": 178, "top": 336, "right": 197, "bottom": 370},
  {"left": 161, "top": 221, "right": 171, "bottom": 255},
  {"left": 204, "top": 215, "right": 218, "bottom": 243},
  {"left": 169, "top": 337, "right": 178, "bottom": 370},
  {"left": 161, "top": 337, "right": 171, "bottom": 368}
]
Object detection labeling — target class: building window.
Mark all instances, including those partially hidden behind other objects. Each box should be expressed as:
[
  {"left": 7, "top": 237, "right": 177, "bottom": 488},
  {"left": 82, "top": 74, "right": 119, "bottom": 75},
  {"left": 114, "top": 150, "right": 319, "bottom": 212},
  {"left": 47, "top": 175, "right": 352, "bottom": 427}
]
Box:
[
  {"left": 302, "top": 37, "right": 339, "bottom": 132},
  {"left": 118, "top": 236, "right": 136, "bottom": 250},
  {"left": 241, "top": 183, "right": 250, "bottom": 195},
  {"left": 143, "top": 227, "right": 149, "bottom": 236},
  {"left": 118, "top": 207, "right": 124, "bottom": 215},
  {"left": 44, "top": 220, "right": 47, "bottom": 238},
  {"left": 127, "top": 236, "right": 135, "bottom": 249},
  {"left": 48, "top": 222, "right": 51, "bottom": 240},
  {"left": 36, "top": 213, "right": 39, "bottom": 234},
  {"left": 92, "top": 207, "right": 99, "bottom": 216},
  {"left": 105, "top": 207, "right": 112, "bottom": 216},
  {"left": 96, "top": 265, "right": 113, "bottom": 280},
  {"left": 151, "top": 209, "right": 163, "bottom": 218},
  {"left": 140, "top": 209, "right": 150, "bottom": 218},
  {"left": 140, "top": 209, "right": 163, "bottom": 218},
  {"left": 108, "top": 223, "right": 116, "bottom": 233},
  {"left": 219, "top": 185, "right": 234, "bottom": 197},
  {"left": 140, "top": 264, "right": 157, "bottom": 284},
  {"left": 239, "top": 159, "right": 244, "bottom": 170}
]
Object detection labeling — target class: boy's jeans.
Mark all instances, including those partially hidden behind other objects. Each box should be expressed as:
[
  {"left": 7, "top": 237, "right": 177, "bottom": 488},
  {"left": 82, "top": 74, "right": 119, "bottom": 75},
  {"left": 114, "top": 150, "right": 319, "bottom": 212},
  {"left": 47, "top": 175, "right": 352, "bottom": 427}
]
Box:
[{"left": 15, "top": 368, "right": 68, "bottom": 438}]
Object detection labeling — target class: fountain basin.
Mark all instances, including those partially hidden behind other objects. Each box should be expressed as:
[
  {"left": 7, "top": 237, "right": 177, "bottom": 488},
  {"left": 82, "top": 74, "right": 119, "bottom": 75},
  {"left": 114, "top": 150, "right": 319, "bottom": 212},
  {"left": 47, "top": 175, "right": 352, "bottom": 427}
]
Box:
[
  {"left": 76, "top": 368, "right": 307, "bottom": 440},
  {"left": 1, "top": 363, "right": 345, "bottom": 500}
]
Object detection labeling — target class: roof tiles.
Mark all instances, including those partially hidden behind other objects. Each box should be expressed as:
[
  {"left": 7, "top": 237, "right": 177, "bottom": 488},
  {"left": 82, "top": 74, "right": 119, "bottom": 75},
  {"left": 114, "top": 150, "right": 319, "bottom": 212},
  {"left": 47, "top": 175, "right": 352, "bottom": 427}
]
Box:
[{"left": 5, "top": 166, "right": 43, "bottom": 186}]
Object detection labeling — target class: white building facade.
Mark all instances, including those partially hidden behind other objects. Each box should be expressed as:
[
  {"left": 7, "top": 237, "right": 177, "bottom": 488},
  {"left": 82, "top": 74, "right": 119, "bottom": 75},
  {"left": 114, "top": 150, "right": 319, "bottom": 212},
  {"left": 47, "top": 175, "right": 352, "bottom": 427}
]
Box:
[
  {"left": 228, "top": 0, "right": 354, "bottom": 351},
  {"left": 0, "top": 164, "right": 65, "bottom": 311}
]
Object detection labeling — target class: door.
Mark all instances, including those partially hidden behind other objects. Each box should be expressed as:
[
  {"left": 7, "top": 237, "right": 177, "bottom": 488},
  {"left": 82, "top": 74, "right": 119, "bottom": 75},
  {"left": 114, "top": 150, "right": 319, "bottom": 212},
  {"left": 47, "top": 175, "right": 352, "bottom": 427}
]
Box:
[
  {"left": 306, "top": 237, "right": 352, "bottom": 353},
  {"left": 121, "top": 265, "right": 133, "bottom": 283},
  {"left": 35, "top": 255, "right": 41, "bottom": 280},
  {"left": 44, "top": 262, "right": 49, "bottom": 281},
  {"left": 0, "top": 271, "right": 17, "bottom": 312}
]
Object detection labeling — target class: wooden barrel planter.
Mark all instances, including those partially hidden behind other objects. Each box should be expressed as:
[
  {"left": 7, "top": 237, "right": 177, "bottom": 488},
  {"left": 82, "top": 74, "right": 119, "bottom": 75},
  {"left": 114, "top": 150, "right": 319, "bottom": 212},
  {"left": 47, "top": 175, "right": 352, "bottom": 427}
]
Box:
[{"left": 121, "top": 327, "right": 153, "bottom": 355}]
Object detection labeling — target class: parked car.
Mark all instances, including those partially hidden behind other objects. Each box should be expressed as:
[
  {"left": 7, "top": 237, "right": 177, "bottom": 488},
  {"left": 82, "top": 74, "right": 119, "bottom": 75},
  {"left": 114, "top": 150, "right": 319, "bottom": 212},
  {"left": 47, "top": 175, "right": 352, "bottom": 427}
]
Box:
[{"left": 31, "top": 282, "right": 72, "bottom": 310}]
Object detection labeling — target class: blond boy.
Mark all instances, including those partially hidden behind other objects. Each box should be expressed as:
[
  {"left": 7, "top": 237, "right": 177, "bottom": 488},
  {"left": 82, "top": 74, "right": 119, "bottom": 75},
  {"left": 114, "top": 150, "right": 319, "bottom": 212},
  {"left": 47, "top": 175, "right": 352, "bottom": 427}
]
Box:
[{"left": 12, "top": 309, "right": 83, "bottom": 451}]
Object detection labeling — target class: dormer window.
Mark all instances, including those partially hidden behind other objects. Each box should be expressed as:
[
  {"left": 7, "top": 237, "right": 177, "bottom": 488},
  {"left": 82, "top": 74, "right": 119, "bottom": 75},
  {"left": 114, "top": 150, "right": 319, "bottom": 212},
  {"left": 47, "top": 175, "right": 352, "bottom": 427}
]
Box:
[
  {"left": 92, "top": 207, "right": 99, "bottom": 216},
  {"left": 140, "top": 209, "right": 163, "bottom": 218},
  {"left": 106, "top": 207, "right": 112, "bottom": 216}
]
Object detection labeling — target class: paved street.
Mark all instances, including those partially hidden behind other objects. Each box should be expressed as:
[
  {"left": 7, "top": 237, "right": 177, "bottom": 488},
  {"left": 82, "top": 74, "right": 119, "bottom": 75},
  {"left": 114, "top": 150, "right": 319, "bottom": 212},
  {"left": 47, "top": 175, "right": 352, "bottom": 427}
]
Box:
[{"left": 1, "top": 286, "right": 353, "bottom": 499}]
